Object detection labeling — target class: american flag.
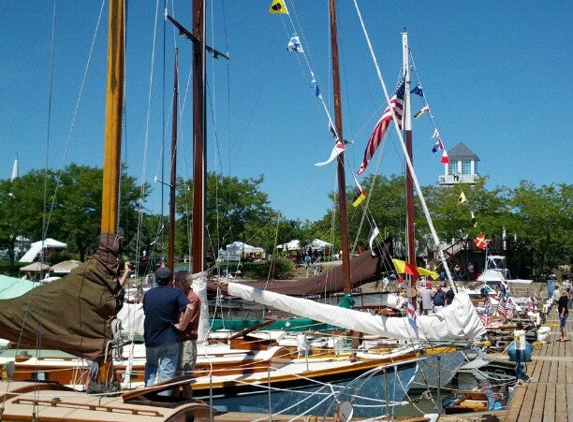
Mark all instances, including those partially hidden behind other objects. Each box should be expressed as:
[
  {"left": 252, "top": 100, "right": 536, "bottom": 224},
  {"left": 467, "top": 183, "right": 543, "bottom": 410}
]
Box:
[
  {"left": 407, "top": 298, "right": 418, "bottom": 329},
  {"left": 357, "top": 81, "right": 405, "bottom": 175},
  {"left": 481, "top": 303, "right": 491, "bottom": 327},
  {"left": 497, "top": 298, "right": 507, "bottom": 318},
  {"left": 505, "top": 297, "right": 516, "bottom": 319}
]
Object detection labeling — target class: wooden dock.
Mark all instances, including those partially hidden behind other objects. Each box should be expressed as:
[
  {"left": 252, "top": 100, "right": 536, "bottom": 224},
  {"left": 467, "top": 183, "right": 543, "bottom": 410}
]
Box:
[{"left": 504, "top": 318, "right": 573, "bottom": 422}]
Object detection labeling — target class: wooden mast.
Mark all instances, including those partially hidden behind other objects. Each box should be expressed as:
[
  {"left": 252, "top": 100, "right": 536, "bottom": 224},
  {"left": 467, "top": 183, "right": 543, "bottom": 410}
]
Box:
[
  {"left": 402, "top": 31, "right": 416, "bottom": 288},
  {"left": 100, "top": 0, "right": 125, "bottom": 235},
  {"left": 329, "top": 0, "right": 351, "bottom": 294},
  {"left": 168, "top": 49, "right": 179, "bottom": 272},
  {"left": 191, "top": 0, "right": 206, "bottom": 274}
]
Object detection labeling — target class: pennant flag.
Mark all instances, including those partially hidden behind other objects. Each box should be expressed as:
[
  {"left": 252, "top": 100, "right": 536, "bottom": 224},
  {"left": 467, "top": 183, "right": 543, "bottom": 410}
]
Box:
[
  {"left": 310, "top": 76, "right": 322, "bottom": 99},
  {"left": 410, "top": 84, "right": 423, "bottom": 98},
  {"left": 315, "top": 141, "right": 344, "bottom": 166},
  {"left": 471, "top": 211, "right": 478, "bottom": 227},
  {"left": 417, "top": 267, "right": 440, "bottom": 280},
  {"left": 432, "top": 139, "right": 444, "bottom": 153},
  {"left": 269, "top": 0, "right": 288, "bottom": 14},
  {"left": 458, "top": 191, "right": 467, "bottom": 205},
  {"left": 287, "top": 34, "right": 303, "bottom": 53},
  {"left": 368, "top": 225, "right": 380, "bottom": 256},
  {"left": 352, "top": 179, "right": 367, "bottom": 207},
  {"left": 357, "top": 80, "right": 405, "bottom": 175},
  {"left": 474, "top": 233, "right": 487, "bottom": 249},
  {"left": 392, "top": 258, "right": 420, "bottom": 277},
  {"left": 407, "top": 298, "right": 418, "bottom": 329},
  {"left": 481, "top": 302, "right": 491, "bottom": 327},
  {"left": 432, "top": 128, "right": 440, "bottom": 138},
  {"left": 440, "top": 150, "right": 450, "bottom": 164},
  {"left": 414, "top": 105, "right": 430, "bottom": 119}
]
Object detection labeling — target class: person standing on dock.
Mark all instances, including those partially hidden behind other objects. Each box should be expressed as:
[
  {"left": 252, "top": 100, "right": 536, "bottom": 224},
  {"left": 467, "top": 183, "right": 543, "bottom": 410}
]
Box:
[{"left": 558, "top": 287, "right": 570, "bottom": 342}]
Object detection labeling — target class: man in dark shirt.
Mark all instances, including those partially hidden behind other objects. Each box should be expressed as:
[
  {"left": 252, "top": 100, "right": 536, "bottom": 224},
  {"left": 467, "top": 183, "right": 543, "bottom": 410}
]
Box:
[
  {"left": 433, "top": 284, "right": 446, "bottom": 312},
  {"left": 143, "top": 266, "right": 192, "bottom": 396}
]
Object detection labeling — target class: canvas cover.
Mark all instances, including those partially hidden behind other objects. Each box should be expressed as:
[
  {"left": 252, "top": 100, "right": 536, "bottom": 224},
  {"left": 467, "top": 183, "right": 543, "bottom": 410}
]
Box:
[
  {"left": 209, "top": 240, "right": 393, "bottom": 297},
  {"left": 0, "top": 234, "right": 123, "bottom": 361}
]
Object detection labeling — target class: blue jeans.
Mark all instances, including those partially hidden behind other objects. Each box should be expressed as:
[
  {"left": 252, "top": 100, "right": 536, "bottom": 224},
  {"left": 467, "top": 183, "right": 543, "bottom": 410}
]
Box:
[{"left": 145, "top": 341, "right": 180, "bottom": 396}]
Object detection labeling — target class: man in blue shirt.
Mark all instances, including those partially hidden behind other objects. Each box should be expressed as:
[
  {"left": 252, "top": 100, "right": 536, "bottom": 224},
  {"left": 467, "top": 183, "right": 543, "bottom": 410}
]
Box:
[
  {"left": 433, "top": 284, "right": 446, "bottom": 312},
  {"left": 143, "top": 266, "right": 192, "bottom": 395}
]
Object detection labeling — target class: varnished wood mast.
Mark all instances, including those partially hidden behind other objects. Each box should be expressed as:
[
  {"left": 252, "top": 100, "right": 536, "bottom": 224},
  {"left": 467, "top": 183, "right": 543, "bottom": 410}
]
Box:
[{"left": 100, "top": 0, "right": 125, "bottom": 235}]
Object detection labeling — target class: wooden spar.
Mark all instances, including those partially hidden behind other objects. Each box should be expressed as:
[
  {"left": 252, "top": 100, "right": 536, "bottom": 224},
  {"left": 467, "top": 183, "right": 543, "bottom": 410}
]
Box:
[
  {"left": 168, "top": 49, "right": 179, "bottom": 272},
  {"left": 192, "top": 0, "right": 206, "bottom": 274},
  {"left": 329, "top": 0, "right": 351, "bottom": 294},
  {"left": 100, "top": 0, "right": 125, "bottom": 234},
  {"left": 402, "top": 31, "right": 416, "bottom": 287}
]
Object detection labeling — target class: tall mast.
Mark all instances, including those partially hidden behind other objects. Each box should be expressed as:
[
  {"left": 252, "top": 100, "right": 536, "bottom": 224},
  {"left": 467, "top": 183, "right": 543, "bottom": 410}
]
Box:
[
  {"left": 191, "top": 0, "right": 206, "bottom": 274},
  {"left": 168, "top": 49, "right": 179, "bottom": 272},
  {"left": 329, "top": 0, "right": 351, "bottom": 293},
  {"left": 402, "top": 31, "right": 416, "bottom": 287},
  {"left": 100, "top": 0, "right": 125, "bottom": 235}
]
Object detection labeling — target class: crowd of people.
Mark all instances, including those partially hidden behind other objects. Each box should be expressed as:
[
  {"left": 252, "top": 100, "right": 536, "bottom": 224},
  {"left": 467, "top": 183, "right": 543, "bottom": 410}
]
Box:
[{"left": 418, "top": 282, "right": 456, "bottom": 315}]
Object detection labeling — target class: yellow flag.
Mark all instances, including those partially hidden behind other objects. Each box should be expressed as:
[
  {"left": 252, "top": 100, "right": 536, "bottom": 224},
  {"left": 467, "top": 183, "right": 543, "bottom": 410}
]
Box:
[
  {"left": 269, "top": 0, "right": 289, "bottom": 14},
  {"left": 458, "top": 191, "right": 467, "bottom": 205},
  {"left": 417, "top": 267, "right": 440, "bottom": 280}
]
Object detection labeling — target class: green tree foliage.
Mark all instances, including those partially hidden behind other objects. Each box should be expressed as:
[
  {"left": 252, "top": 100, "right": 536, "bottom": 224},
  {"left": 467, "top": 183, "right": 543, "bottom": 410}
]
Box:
[
  {"left": 507, "top": 182, "right": 573, "bottom": 274},
  {"left": 0, "top": 165, "right": 147, "bottom": 263},
  {"left": 175, "top": 172, "right": 278, "bottom": 260}
]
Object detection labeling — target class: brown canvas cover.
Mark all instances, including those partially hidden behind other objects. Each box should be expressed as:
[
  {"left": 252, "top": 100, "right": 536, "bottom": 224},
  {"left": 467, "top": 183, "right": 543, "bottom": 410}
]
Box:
[
  {"left": 0, "top": 234, "right": 124, "bottom": 362},
  {"left": 208, "top": 238, "right": 393, "bottom": 297}
]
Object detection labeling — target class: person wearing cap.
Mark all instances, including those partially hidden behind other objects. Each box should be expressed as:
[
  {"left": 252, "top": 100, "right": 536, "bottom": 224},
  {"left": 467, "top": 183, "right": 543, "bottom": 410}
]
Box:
[
  {"left": 143, "top": 265, "right": 192, "bottom": 395},
  {"left": 421, "top": 282, "right": 434, "bottom": 315}
]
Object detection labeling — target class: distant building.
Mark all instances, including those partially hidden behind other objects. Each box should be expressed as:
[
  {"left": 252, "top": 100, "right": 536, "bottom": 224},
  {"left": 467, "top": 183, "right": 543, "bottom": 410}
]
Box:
[{"left": 438, "top": 142, "right": 480, "bottom": 185}]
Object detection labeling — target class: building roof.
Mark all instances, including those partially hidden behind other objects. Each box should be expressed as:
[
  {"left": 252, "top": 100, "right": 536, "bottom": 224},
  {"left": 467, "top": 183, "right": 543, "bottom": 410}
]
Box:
[{"left": 448, "top": 142, "right": 480, "bottom": 161}]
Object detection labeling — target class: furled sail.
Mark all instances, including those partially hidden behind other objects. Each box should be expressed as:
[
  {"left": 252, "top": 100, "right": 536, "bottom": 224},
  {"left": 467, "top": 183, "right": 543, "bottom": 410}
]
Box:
[
  {"left": 209, "top": 239, "right": 394, "bottom": 297},
  {"left": 0, "top": 234, "right": 124, "bottom": 361},
  {"left": 224, "top": 281, "right": 486, "bottom": 343}
]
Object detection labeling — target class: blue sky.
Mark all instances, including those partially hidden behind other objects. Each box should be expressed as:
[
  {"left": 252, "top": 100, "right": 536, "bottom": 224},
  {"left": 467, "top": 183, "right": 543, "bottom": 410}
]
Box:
[{"left": 1, "top": 1, "right": 572, "bottom": 223}]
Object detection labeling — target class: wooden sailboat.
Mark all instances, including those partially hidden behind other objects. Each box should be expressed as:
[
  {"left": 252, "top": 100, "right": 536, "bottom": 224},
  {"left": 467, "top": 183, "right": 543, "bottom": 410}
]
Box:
[{"left": 0, "top": 1, "right": 212, "bottom": 420}]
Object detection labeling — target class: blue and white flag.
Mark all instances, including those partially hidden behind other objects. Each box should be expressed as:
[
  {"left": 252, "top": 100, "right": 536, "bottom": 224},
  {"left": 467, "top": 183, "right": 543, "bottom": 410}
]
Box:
[{"left": 287, "top": 34, "right": 304, "bottom": 53}]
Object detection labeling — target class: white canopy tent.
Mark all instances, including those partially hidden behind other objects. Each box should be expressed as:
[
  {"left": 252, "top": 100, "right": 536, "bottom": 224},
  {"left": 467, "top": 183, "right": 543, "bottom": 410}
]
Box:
[
  {"left": 218, "top": 241, "right": 265, "bottom": 261},
  {"left": 19, "top": 238, "right": 68, "bottom": 263}
]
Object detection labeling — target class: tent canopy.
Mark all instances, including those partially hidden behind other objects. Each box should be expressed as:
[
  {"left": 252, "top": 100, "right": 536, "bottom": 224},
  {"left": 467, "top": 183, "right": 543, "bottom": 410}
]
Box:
[
  {"left": 19, "top": 238, "right": 68, "bottom": 263},
  {"left": 20, "top": 262, "right": 50, "bottom": 272},
  {"left": 50, "top": 259, "right": 82, "bottom": 274}
]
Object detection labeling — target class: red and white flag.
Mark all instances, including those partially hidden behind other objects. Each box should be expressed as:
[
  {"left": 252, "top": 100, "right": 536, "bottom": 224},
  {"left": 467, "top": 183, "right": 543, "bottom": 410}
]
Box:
[
  {"left": 357, "top": 81, "right": 405, "bottom": 175},
  {"left": 315, "top": 141, "right": 344, "bottom": 166}
]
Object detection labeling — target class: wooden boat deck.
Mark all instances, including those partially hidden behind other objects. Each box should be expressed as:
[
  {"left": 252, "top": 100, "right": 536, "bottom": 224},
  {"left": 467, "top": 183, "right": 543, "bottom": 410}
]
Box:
[{"left": 504, "top": 316, "right": 573, "bottom": 422}]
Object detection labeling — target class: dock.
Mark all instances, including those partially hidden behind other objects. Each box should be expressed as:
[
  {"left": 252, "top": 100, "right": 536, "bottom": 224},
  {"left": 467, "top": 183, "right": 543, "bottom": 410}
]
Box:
[{"left": 504, "top": 316, "right": 573, "bottom": 421}]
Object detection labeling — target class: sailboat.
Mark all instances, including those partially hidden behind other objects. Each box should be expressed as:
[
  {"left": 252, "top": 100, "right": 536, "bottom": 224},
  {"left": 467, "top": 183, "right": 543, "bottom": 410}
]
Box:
[{"left": 0, "top": 1, "right": 212, "bottom": 420}]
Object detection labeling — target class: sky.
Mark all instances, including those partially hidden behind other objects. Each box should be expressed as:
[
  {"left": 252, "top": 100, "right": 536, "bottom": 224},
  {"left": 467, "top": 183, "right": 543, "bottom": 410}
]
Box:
[{"left": 1, "top": 0, "right": 572, "bottom": 225}]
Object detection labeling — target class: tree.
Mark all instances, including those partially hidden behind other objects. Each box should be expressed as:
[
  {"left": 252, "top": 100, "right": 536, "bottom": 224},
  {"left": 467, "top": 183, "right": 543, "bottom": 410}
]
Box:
[
  {"left": 507, "top": 181, "right": 573, "bottom": 275},
  {"left": 0, "top": 165, "right": 148, "bottom": 263},
  {"left": 175, "top": 172, "right": 278, "bottom": 261}
]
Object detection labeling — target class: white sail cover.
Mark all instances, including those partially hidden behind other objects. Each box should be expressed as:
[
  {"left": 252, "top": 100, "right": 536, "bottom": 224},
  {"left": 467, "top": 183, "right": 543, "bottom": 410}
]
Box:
[{"left": 226, "top": 283, "right": 485, "bottom": 343}]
